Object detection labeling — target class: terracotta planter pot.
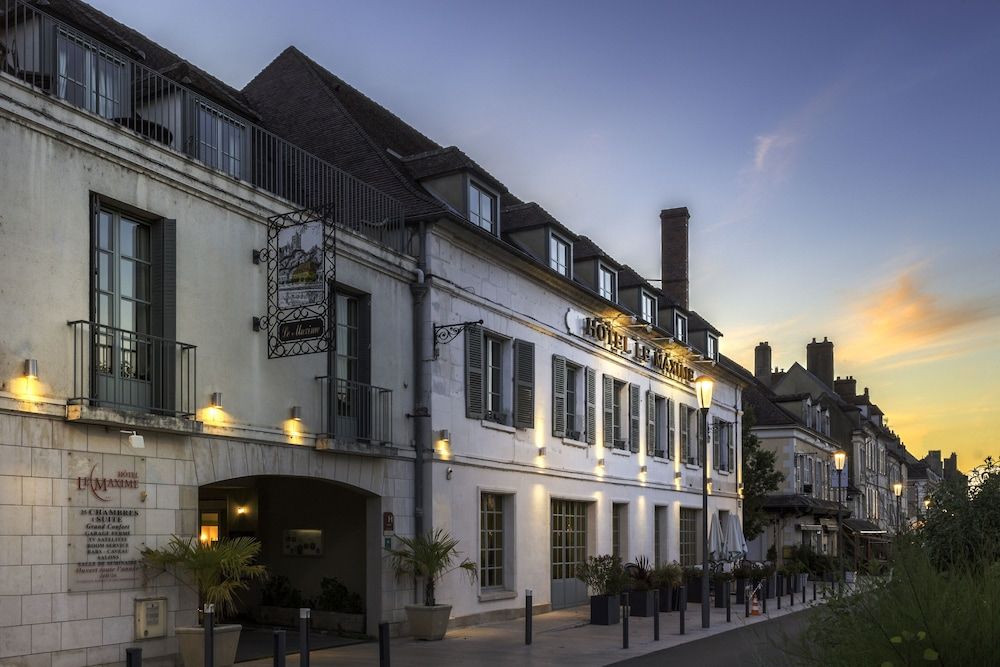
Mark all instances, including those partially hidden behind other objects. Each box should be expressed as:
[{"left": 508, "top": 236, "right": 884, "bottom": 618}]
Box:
[
  {"left": 176, "top": 624, "right": 241, "bottom": 667},
  {"left": 405, "top": 604, "right": 451, "bottom": 640}
]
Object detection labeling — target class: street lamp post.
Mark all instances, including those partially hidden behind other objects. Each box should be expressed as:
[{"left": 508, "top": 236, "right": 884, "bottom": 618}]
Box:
[
  {"left": 694, "top": 376, "right": 713, "bottom": 630},
  {"left": 833, "top": 450, "right": 847, "bottom": 583},
  {"left": 893, "top": 482, "right": 903, "bottom": 532}
]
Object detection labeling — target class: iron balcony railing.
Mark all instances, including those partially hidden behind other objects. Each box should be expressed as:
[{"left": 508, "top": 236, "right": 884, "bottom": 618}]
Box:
[
  {"left": 0, "top": 0, "right": 405, "bottom": 252},
  {"left": 69, "top": 320, "right": 197, "bottom": 418},
  {"left": 316, "top": 376, "right": 393, "bottom": 445}
]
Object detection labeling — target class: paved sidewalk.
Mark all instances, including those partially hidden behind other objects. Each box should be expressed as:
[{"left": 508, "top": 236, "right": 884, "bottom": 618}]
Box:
[{"left": 241, "top": 588, "right": 831, "bottom": 667}]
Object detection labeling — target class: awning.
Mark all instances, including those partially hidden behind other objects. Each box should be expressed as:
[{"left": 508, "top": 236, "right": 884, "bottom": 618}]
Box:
[{"left": 843, "top": 518, "right": 889, "bottom": 541}]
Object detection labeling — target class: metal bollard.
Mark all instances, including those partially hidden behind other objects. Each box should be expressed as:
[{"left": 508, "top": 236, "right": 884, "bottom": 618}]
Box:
[
  {"left": 762, "top": 581, "right": 768, "bottom": 614},
  {"left": 726, "top": 581, "right": 731, "bottom": 623},
  {"left": 126, "top": 648, "right": 142, "bottom": 667},
  {"left": 777, "top": 588, "right": 781, "bottom": 609},
  {"left": 653, "top": 589, "right": 660, "bottom": 641},
  {"left": 790, "top": 586, "right": 794, "bottom": 607},
  {"left": 204, "top": 604, "right": 215, "bottom": 667},
  {"left": 299, "top": 608, "right": 310, "bottom": 667},
  {"left": 379, "top": 622, "right": 390, "bottom": 667},
  {"left": 745, "top": 585, "right": 750, "bottom": 618},
  {"left": 621, "top": 592, "right": 629, "bottom": 649},
  {"left": 273, "top": 630, "right": 286, "bottom": 667},
  {"left": 679, "top": 585, "right": 686, "bottom": 635},
  {"left": 803, "top": 583, "right": 806, "bottom": 604},
  {"left": 813, "top": 581, "right": 817, "bottom": 602},
  {"left": 525, "top": 589, "right": 533, "bottom": 646}
]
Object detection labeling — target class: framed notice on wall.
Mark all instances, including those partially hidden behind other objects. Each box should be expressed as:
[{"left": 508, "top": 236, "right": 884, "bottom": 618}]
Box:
[{"left": 283, "top": 529, "right": 323, "bottom": 557}]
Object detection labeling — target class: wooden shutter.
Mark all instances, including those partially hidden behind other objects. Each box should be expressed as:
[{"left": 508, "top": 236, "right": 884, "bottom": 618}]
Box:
[
  {"left": 712, "top": 417, "right": 721, "bottom": 470},
  {"left": 585, "top": 367, "right": 596, "bottom": 445},
  {"left": 680, "top": 405, "right": 690, "bottom": 462},
  {"left": 602, "top": 375, "right": 614, "bottom": 448},
  {"left": 667, "top": 399, "right": 675, "bottom": 460},
  {"left": 552, "top": 356, "right": 566, "bottom": 437},
  {"left": 151, "top": 218, "right": 177, "bottom": 412},
  {"left": 727, "top": 423, "right": 736, "bottom": 473},
  {"left": 464, "top": 325, "right": 485, "bottom": 419},
  {"left": 646, "top": 391, "right": 656, "bottom": 456},
  {"left": 513, "top": 339, "right": 535, "bottom": 429},
  {"left": 629, "top": 384, "right": 640, "bottom": 453}
]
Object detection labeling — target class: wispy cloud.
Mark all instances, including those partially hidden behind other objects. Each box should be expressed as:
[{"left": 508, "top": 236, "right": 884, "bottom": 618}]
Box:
[{"left": 752, "top": 132, "right": 798, "bottom": 173}]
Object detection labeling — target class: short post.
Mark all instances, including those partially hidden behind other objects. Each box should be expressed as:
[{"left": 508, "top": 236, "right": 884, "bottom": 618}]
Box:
[
  {"left": 126, "top": 648, "right": 142, "bottom": 667},
  {"left": 726, "top": 581, "right": 731, "bottom": 623},
  {"left": 525, "top": 589, "right": 533, "bottom": 646},
  {"left": 378, "top": 622, "right": 390, "bottom": 667},
  {"left": 652, "top": 589, "right": 660, "bottom": 641},
  {"left": 621, "top": 592, "right": 629, "bottom": 649},
  {"left": 744, "top": 585, "right": 750, "bottom": 617},
  {"left": 789, "top": 585, "right": 794, "bottom": 607},
  {"left": 813, "top": 581, "right": 817, "bottom": 602},
  {"left": 679, "top": 585, "right": 686, "bottom": 635},
  {"left": 203, "top": 604, "right": 215, "bottom": 667},
  {"left": 273, "top": 630, "right": 286, "bottom": 667},
  {"left": 803, "top": 582, "right": 807, "bottom": 604},
  {"left": 299, "top": 608, "right": 311, "bottom": 667},
  {"left": 762, "top": 581, "right": 768, "bottom": 614},
  {"left": 777, "top": 587, "right": 781, "bottom": 609}
]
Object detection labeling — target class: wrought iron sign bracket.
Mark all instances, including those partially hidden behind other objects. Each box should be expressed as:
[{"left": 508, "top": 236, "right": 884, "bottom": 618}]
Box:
[{"left": 433, "top": 320, "right": 483, "bottom": 360}]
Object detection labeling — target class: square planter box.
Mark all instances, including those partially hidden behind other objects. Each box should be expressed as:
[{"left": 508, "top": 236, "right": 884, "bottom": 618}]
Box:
[
  {"left": 686, "top": 576, "right": 706, "bottom": 604},
  {"left": 628, "top": 590, "right": 655, "bottom": 617},
  {"left": 658, "top": 586, "right": 675, "bottom": 612},
  {"left": 312, "top": 610, "right": 365, "bottom": 634},
  {"left": 590, "top": 595, "right": 621, "bottom": 625},
  {"left": 735, "top": 578, "right": 747, "bottom": 604},
  {"left": 713, "top": 580, "right": 729, "bottom": 608}
]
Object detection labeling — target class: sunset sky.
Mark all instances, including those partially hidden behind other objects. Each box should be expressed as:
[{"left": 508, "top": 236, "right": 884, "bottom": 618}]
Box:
[{"left": 91, "top": 0, "right": 1000, "bottom": 470}]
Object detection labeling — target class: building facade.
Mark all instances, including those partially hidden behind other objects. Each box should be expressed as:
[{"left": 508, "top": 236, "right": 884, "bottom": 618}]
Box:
[{"left": 1, "top": 1, "right": 743, "bottom": 665}]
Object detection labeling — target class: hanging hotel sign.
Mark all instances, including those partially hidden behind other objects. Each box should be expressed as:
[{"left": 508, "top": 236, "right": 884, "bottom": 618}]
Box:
[
  {"left": 262, "top": 207, "right": 336, "bottom": 358},
  {"left": 565, "top": 309, "right": 695, "bottom": 384}
]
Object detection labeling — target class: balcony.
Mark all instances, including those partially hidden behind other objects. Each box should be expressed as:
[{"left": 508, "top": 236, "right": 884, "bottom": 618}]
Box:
[
  {"left": 315, "top": 376, "right": 393, "bottom": 451},
  {"left": 68, "top": 320, "right": 197, "bottom": 419},
  {"left": 0, "top": 0, "right": 404, "bottom": 252}
]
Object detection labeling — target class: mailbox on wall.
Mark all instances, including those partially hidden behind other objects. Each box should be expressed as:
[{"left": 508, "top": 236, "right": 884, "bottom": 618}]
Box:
[{"left": 134, "top": 597, "right": 168, "bottom": 640}]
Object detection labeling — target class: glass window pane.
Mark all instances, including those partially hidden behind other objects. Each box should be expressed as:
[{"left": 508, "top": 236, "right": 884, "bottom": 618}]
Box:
[
  {"left": 99, "top": 252, "right": 112, "bottom": 291},
  {"left": 136, "top": 263, "right": 150, "bottom": 301},
  {"left": 120, "top": 219, "right": 136, "bottom": 257},
  {"left": 120, "top": 259, "right": 134, "bottom": 298},
  {"left": 99, "top": 212, "right": 112, "bottom": 250},
  {"left": 98, "top": 293, "right": 112, "bottom": 326},
  {"left": 120, "top": 299, "right": 134, "bottom": 332}
]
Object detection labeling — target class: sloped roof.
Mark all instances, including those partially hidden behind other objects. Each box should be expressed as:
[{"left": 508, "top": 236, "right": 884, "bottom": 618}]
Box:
[
  {"left": 501, "top": 202, "right": 578, "bottom": 241},
  {"left": 402, "top": 146, "right": 509, "bottom": 195},
  {"left": 762, "top": 494, "right": 847, "bottom": 517},
  {"left": 688, "top": 310, "right": 722, "bottom": 336},
  {"left": 573, "top": 235, "right": 622, "bottom": 267},
  {"left": 36, "top": 0, "right": 259, "bottom": 120}
]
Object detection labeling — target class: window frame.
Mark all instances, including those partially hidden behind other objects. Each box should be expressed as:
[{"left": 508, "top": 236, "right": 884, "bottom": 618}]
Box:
[
  {"left": 679, "top": 507, "right": 698, "bottom": 566},
  {"left": 612, "top": 378, "right": 627, "bottom": 449},
  {"left": 480, "top": 492, "right": 508, "bottom": 591},
  {"left": 484, "top": 333, "right": 508, "bottom": 422},
  {"left": 598, "top": 263, "right": 617, "bottom": 301},
  {"left": 707, "top": 334, "right": 718, "bottom": 360},
  {"left": 674, "top": 311, "right": 688, "bottom": 343},
  {"left": 549, "top": 232, "right": 572, "bottom": 277},
  {"left": 640, "top": 291, "right": 657, "bottom": 325},
  {"left": 468, "top": 180, "right": 497, "bottom": 234}
]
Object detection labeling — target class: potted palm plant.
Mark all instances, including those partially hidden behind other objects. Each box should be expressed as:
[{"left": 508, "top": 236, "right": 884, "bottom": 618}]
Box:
[
  {"left": 625, "top": 556, "right": 655, "bottom": 617},
  {"left": 141, "top": 536, "right": 267, "bottom": 667},
  {"left": 576, "top": 554, "right": 627, "bottom": 625},
  {"left": 388, "top": 529, "right": 477, "bottom": 640}
]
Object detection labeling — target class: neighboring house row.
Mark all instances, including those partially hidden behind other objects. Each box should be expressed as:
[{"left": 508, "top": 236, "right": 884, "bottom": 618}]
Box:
[{"left": 0, "top": 1, "right": 744, "bottom": 665}]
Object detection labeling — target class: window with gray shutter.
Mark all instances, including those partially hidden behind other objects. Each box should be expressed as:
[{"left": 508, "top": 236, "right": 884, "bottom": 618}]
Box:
[
  {"left": 465, "top": 325, "right": 485, "bottom": 419},
  {"left": 629, "top": 384, "right": 640, "bottom": 453},
  {"left": 585, "top": 367, "right": 596, "bottom": 445},
  {"left": 713, "top": 417, "right": 721, "bottom": 470},
  {"left": 667, "top": 398, "right": 675, "bottom": 460},
  {"left": 602, "top": 375, "right": 614, "bottom": 448},
  {"left": 645, "top": 390, "right": 655, "bottom": 456},
  {"left": 513, "top": 339, "right": 535, "bottom": 428},
  {"left": 552, "top": 355, "right": 566, "bottom": 438},
  {"left": 680, "top": 405, "right": 691, "bottom": 463}
]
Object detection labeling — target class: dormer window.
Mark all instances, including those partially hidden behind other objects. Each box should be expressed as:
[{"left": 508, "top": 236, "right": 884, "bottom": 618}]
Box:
[
  {"left": 550, "top": 233, "right": 571, "bottom": 277},
  {"left": 598, "top": 265, "right": 617, "bottom": 301},
  {"left": 707, "top": 333, "right": 718, "bottom": 360},
  {"left": 674, "top": 312, "right": 688, "bottom": 343},
  {"left": 641, "top": 292, "right": 657, "bottom": 325},
  {"left": 468, "top": 182, "right": 496, "bottom": 233}
]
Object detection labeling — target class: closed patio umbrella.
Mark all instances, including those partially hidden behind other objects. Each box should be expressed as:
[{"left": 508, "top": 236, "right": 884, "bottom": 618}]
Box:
[
  {"left": 709, "top": 512, "right": 725, "bottom": 561},
  {"left": 724, "top": 513, "right": 748, "bottom": 562}
]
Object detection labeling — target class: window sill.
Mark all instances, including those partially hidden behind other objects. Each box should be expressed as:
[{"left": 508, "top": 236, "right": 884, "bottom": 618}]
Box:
[
  {"left": 611, "top": 449, "right": 631, "bottom": 458},
  {"left": 481, "top": 420, "right": 515, "bottom": 434},
  {"left": 652, "top": 457, "right": 673, "bottom": 465},
  {"left": 478, "top": 589, "right": 518, "bottom": 602},
  {"left": 684, "top": 463, "right": 702, "bottom": 470},
  {"left": 562, "top": 437, "right": 588, "bottom": 449}
]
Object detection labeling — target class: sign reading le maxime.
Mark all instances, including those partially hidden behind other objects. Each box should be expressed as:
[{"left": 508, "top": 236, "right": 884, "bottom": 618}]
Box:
[{"left": 581, "top": 316, "right": 695, "bottom": 383}]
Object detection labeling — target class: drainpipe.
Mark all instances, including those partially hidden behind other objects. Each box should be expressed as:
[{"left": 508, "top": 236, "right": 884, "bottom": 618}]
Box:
[{"left": 411, "top": 221, "right": 430, "bottom": 537}]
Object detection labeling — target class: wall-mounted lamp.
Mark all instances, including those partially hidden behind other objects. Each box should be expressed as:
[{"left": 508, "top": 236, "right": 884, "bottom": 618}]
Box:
[
  {"left": 210, "top": 392, "right": 223, "bottom": 408},
  {"left": 23, "top": 359, "right": 38, "bottom": 379},
  {"left": 290, "top": 406, "right": 302, "bottom": 421},
  {"left": 674, "top": 471, "right": 682, "bottom": 480},
  {"left": 438, "top": 429, "right": 450, "bottom": 444},
  {"left": 236, "top": 505, "right": 248, "bottom": 516},
  {"left": 537, "top": 446, "right": 546, "bottom": 457},
  {"left": 120, "top": 430, "right": 145, "bottom": 449},
  {"left": 446, "top": 467, "right": 454, "bottom": 480},
  {"left": 640, "top": 465, "right": 648, "bottom": 473},
  {"left": 597, "top": 457, "right": 606, "bottom": 467}
]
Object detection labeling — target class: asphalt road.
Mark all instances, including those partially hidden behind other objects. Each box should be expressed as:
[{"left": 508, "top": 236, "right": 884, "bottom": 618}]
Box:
[{"left": 611, "top": 608, "right": 818, "bottom": 667}]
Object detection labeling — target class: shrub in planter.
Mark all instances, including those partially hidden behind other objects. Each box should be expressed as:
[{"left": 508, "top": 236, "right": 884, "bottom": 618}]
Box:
[
  {"left": 712, "top": 571, "right": 732, "bottom": 608},
  {"left": 315, "top": 577, "right": 363, "bottom": 614},
  {"left": 651, "top": 562, "right": 683, "bottom": 612},
  {"left": 389, "top": 529, "right": 477, "bottom": 640},
  {"left": 625, "top": 556, "right": 656, "bottom": 617},
  {"left": 576, "top": 554, "right": 628, "bottom": 625},
  {"left": 733, "top": 562, "right": 752, "bottom": 604},
  {"left": 684, "top": 566, "right": 706, "bottom": 604}
]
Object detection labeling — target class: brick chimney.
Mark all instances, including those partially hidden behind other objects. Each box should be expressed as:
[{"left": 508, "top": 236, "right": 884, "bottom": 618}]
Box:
[
  {"left": 660, "top": 207, "right": 689, "bottom": 309},
  {"left": 806, "top": 337, "right": 834, "bottom": 389},
  {"left": 834, "top": 376, "right": 857, "bottom": 400},
  {"left": 754, "top": 341, "right": 772, "bottom": 386}
]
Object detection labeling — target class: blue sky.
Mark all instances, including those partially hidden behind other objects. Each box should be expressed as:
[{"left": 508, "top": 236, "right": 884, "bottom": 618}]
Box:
[{"left": 91, "top": 0, "right": 1000, "bottom": 467}]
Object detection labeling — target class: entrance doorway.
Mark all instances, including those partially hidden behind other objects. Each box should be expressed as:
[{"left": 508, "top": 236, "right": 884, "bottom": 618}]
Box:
[{"left": 550, "top": 499, "right": 589, "bottom": 609}]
